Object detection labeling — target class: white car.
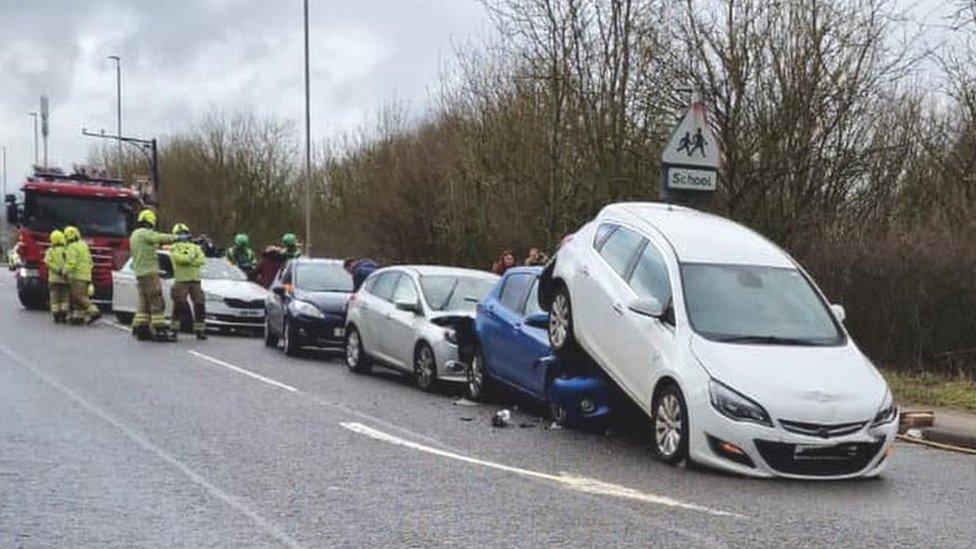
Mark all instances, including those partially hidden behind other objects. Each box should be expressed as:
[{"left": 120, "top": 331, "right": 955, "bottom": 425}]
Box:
[
  {"left": 539, "top": 202, "right": 898, "bottom": 479},
  {"left": 344, "top": 266, "right": 498, "bottom": 391},
  {"left": 112, "top": 251, "right": 267, "bottom": 333}
]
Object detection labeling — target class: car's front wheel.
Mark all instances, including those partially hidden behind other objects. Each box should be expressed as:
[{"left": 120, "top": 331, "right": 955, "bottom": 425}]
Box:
[
  {"left": 652, "top": 383, "right": 689, "bottom": 465},
  {"left": 548, "top": 284, "right": 579, "bottom": 358},
  {"left": 345, "top": 326, "right": 372, "bottom": 374},
  {"left": 414, "top": 342, "right": 438, "bottom": 392},
  {"left": 466, "top": 346, "right": 492, "bottom": 401},
  {"left": 263, "top": 316, "right": 279, "bottom": 348},
  {"left": 282, "top": 318, "right": 300, "bottom": 357}
]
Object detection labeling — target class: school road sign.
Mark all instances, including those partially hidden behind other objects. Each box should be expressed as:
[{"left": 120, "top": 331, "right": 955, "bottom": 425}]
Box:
[{"left": 661, "top": 101, "right": 719, "bottom": 193}]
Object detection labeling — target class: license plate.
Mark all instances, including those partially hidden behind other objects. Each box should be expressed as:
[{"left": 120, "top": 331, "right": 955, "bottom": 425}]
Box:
[
  {"left": 239, "top": 310, "right": 262, "bottom": 317},
  {"left": 333, "top": 327, "right": 345, "bottom": 338},
  {"left": 793, "top": 444, "right": 823, "bottom": 457}
]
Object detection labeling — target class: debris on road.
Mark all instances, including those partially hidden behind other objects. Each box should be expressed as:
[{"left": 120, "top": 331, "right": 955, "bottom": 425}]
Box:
[
  {"left": 491, "top": 409, "right": 511, "bottom": 427},
  {"left": 453, "top": 397, "right": 479, "bottom": 407},
  {"left": 899, "top": 409, "right": 935, "bottom": 433}
]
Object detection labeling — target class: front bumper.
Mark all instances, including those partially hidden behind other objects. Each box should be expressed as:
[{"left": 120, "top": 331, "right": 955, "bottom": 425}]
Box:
[
  {"left": 431, "top": 338, "right": 468, "bottom": 383},
  {"left": 690, "top": 406, "right": 898, "bottom": 479},
  {"left": 204, "top": 300, "right": 266, "bottom": 330},
  {"left": 546, "top": 376, "right": 612, "bottom": 420},
  {"left": 289, "top": 313, "right": 346, "bottom": 348}
]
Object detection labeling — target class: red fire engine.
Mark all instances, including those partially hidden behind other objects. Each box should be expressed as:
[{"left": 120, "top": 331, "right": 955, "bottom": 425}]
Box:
[{"left": 5, "top": 168, "right": 143, "bottom": 310}]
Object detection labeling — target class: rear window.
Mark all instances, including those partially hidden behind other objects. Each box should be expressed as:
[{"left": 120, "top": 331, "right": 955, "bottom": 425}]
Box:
[{"left": 420, "top": 276, "right": 496, "bottom": 312}]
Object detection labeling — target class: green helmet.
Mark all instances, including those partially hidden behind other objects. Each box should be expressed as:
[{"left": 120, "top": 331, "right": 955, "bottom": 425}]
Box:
[
  {"left": 64, "top": 226, "right": 81, "bottom": 242},
  {"left": 282, "top": 233, "right": 297, "bottom": 247},
  {"left": 234, "top": 233, "right": 249, "bottom": 247},
  {"left": 137, "top": 209, "right": 157, "bottom": 227},
  {"left": 50, "top": 230, "right": 66, "bottom": 246},
  {"left": 172, "top": 223, "right": 190, "bottom": 235}
]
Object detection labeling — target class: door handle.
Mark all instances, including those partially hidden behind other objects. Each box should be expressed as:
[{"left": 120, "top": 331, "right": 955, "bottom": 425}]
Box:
[{"left": 612, "top": 302, "right": 624, "bottom": 315}]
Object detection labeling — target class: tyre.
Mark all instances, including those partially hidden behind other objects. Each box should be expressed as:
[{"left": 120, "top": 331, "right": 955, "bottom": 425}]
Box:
[
  {"left": 345, "top": 326, "right": 372, "bottom": 374},
  {"left": 466, "top": 346, "right": 493, "bottom": 401},
  {"left": 17, "top": 290, "right": 46, "bottom": 311},
  {"left": 115, "top": 311, "right": 134, "bottom": 325},
  {"left": 282, "top": 318, "right": 300, "bottom": 357},
  {"left": 548, "top": 284, "right": 580, "bottom": 358},
  {"left": 414, "top": 342, "right": 438, "bottom": 392},
  {"left": 263, "top": 316, "right": 279, "bottom": 348},
  {"left": 652, "top": 383, "right": 689, "bottom": 465}
]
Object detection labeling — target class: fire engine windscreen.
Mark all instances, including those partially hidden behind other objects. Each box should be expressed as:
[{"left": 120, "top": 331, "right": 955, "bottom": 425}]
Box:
[{"left": 25, "top": 194, "right": 134, "bottom": 237}]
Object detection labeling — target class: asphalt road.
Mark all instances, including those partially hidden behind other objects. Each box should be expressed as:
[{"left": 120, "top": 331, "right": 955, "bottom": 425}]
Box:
[{"left": 1, "top": 281, "right": 974, "bottom": 548}]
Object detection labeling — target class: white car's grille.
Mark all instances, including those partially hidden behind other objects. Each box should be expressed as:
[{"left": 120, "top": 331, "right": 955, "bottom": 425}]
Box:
[{"left": 779, "top": 419, "right": 867, "bottom": 439}]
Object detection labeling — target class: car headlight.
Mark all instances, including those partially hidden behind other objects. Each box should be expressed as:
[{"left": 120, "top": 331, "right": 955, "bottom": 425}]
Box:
[
  {"left": 292, "top": 300, "right": 325, "bottom": 319},
  {"left": 871, "top": 389, "right": 897, "bottom": 427},
  {"left": 204, "top": 292, "right": 222, "bottom": 302},
  {"left": 709, "top": 380, "right": 772, "bottom": 427}
]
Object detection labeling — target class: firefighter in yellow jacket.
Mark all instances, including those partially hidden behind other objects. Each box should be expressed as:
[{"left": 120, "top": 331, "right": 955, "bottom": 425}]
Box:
[
  {"left": 43, "top": 229, "right": 70, "bottom": 323},
  {"left": 170, "top": 223, "right": 208, "bottom": 340},
  {"left": 64, "top": 226, "right": 102, "bottom": 324},
  {"left": 129, "top": 209, "right": 184, "bottom": 341}
]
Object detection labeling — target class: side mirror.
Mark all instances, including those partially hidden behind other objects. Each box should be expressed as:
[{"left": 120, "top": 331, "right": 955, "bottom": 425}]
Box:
[
  {"left": 523, "top": 312, "right": 549, "bottom": 329},
  {"left": 629, "top": 296, "right": 665, "bottom": 318},
  {"left": 272, "top": 286, "right": 286, "bottom": 297},
  {"left": 830, "top": 303, "right": 846, "bottom": 323},
  {"left": 395, "top": 299, "right": 421, "bottom": 315},
  {"left": 4, "top": 194, "right": 15, "bottom": 204},
  {"left": 6, "top": 204, "right": 18, "bottom": 225}
]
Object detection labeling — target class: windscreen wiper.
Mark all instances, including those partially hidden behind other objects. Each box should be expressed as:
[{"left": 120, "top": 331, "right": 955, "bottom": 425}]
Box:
[{"left": 716, "top": 335, "right": 820, "bottom": 346}]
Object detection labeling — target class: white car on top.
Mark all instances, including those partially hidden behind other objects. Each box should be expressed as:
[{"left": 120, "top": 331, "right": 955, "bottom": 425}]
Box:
[
  {"left": 112, "top": 250, "right": 268, "bottom": 333},
  {"left": 538, "top": 202, "right": 898, "bottom": 479},
  {"left": 344, "top": 266, "right": 498, "bottom": 391}
]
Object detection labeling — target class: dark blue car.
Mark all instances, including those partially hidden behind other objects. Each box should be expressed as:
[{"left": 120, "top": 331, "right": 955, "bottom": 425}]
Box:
[{"left": 469, "top": 266, "right": 611, "bottom": 423}]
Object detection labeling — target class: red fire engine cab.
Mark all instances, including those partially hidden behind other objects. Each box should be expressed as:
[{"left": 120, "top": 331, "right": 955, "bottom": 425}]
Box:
[{"left": 5, "top": 168, "right": 142, "bottom": 310}]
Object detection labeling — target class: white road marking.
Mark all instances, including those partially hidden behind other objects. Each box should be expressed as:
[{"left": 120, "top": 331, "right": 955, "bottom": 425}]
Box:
[
  {"left": 188, "top": 350, "right": 298, "bottom": 393},
  {"left": 0, "top": 342, "right": 308, "bottom": 549},
  {"left": 100, "top": 320, "right": 130, "bottom": 332},
  {"left": 340, "top": 421, "right": 744, "bottom": 519}
]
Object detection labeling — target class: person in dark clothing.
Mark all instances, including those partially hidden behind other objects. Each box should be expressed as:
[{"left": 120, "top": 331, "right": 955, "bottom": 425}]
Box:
[
  {"left": 344, "top": 258, "right": 379, "bottom": 291},
  {"left": 253, "top": 245, "right": 287, "bottom": 288}
]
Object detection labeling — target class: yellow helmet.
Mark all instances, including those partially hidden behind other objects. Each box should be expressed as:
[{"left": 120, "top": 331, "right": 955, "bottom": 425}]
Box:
[
  {"left": 64, "top": 226, "right": 81, "bottom": 242},
  {"left": 49, "top": 230, "right": 66, "bottom": 246},
  {"left": 172, "top": 222, "right": 190, "bottom": 235},
  {"left": 137, "top": 209, "right": 157, "bottom": 227}
]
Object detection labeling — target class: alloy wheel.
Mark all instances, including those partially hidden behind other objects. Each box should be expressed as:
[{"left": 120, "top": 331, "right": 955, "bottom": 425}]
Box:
[
  {"left": 655, "top": 394, "right": 683, "bottom": 458},
  {"left": 549, "top": 293, "right": 570, "bottom": 349},
  {"left": 467, "top": 352, "right": 484, "bottom": 400},
  {"left": 346, "top": 330, "right": 361, "bottom": 369},
  {"left": 416, "top": 345, "right": 436, "bottom": 391}
]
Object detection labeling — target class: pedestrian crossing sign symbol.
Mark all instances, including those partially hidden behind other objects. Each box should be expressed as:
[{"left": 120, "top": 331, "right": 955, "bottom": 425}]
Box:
[{"left": 662, "top": 101, "right": 720, "bottom": 169}]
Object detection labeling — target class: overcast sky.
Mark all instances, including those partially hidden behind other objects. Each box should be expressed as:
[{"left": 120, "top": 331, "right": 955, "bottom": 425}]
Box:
[
  {"left": 0, "top": 0, "right": 489, "bottom": 186},
  {"left": 0, "top": 0, "right": 960, "bottom": 189}
]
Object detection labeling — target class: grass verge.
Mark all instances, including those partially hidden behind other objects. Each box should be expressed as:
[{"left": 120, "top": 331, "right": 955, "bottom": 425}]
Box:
[{"left": 883, "top": 370, "right": 976, "bottom": 414}]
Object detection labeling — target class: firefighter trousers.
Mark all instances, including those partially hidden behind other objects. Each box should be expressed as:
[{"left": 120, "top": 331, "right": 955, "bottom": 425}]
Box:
[
  {"left": 49, "top": 282, "right": 70, "bottom": 319},
  {"left": 171, "top": 281, "right": 206, "bottom": 334},
  {"left": 134, "top": 274, "right": 168, "bottom": 334},
  {"left": 69, "top": 280, "right": 100, "bottom": 323}
]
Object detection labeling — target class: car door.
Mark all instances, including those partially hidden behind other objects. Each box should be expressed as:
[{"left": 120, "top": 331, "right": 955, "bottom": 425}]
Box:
[
  {"left": 383, "top": 274, "right": 422, "bottom": 371},
  {"left": 360, "top": 271, "right": 400, "bottom": 363},
  {"left": 606, "top": 239, "right": 677, "bottom": 411},
  {"left": 267, "top": 263, "right": 293, "bottom": 336},
  {"left": 517, "top": 279, "right": 552, "bottom": 397},
  {"left": 112, "top": 258, "right": 137, "bottom": 313},
  {"left": 576, "top": 225, "right": 645, "bottom": 378},
  {"left": 489, "top": 273, "right": 535, "bottom": 388},
  {"left": 157, "top": 252, "right": 176, "bottom": 317}
]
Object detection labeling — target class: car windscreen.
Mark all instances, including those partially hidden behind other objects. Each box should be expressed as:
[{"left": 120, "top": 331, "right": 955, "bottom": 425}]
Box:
[
  {"left": 201, "top": 259, "right": 247, "bottom": 281},
  {"left": 295, "top": 263, "right": 353, "bottom": 293},
  {"left": 24, "top": 193, "right": 133, "bottom": 237},
  {"left": 681, "top": 263, "right": 844, "bottom": 346},
  {"left": 420, "top": 275, "right": 495, "bottom": 312}
]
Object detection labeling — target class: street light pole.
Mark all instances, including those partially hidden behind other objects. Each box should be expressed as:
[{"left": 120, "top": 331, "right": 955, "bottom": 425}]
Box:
[
  {"left": 29, "top": 112, "right": 38, "bottom": 167},
  {"left": 108, "top": 55, "right": 122, "bottom": 169},
  {"left": 1, "top": 145, "right": 7, "bottom": 199},
  {"left": 303, "top": 0, "right": 312, "bottom": 255}
]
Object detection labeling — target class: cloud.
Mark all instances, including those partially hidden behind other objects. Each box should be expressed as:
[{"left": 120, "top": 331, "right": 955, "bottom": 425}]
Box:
[{"left": 0, "top": 0, "right": 488, "bottom": 184}]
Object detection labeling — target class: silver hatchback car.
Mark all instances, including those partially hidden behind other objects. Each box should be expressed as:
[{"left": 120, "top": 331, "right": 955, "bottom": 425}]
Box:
[{"left": 344, "top": 266, "right": 498, "bottom": 391}]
